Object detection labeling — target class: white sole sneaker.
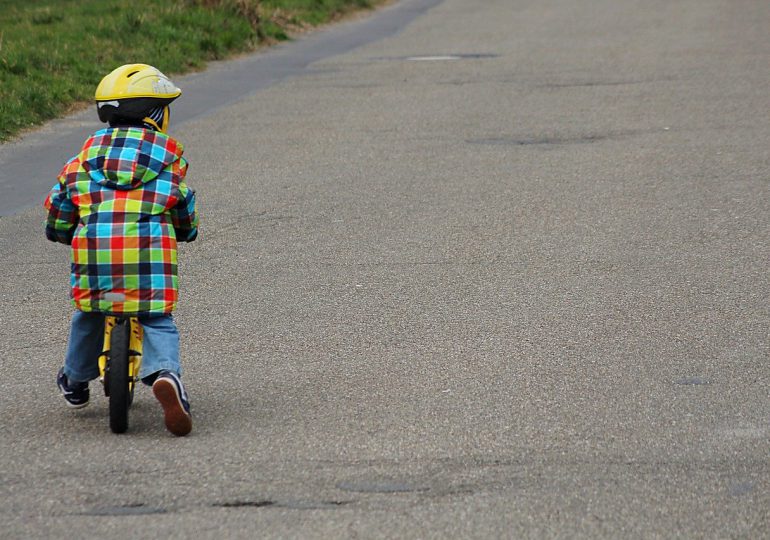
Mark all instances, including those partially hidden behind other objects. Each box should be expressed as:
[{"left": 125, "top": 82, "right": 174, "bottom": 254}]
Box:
[{"left": 152, "top": 377, "right": 192, "bottom": 436}]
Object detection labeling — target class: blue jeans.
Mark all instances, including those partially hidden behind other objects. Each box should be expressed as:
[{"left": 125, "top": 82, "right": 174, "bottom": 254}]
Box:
[{"left": 64, "top": 311, "right": 182, "bottom": 383}]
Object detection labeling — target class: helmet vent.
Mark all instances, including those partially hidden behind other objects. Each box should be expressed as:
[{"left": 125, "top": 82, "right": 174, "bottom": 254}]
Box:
[{"left": 127, "top": 71, "right": 140, "bottom": 77}]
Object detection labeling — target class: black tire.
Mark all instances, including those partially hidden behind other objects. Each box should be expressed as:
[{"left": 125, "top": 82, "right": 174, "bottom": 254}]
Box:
[{"left": 108, "top": 319, "right": 131, "bottom": 434}]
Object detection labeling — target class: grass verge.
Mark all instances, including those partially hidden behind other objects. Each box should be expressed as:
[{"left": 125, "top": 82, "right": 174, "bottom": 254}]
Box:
[{"left": 0, "top": 0, "right": 379, "bottom": 141}]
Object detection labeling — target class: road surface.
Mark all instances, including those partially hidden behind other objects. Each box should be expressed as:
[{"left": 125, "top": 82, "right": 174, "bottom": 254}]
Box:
[{"left": 0, "top": 0, "right": 767, "bottom": 537}]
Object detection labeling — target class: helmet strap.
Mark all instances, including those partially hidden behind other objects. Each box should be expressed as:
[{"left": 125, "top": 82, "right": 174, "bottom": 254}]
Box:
[
  {"left": 142, "top": 105, "right": 170, "bottom": 133},
  {"left": 142, "top": 117, "right": 162, "bottom": 131},
  {"left": 160, "top": 105, "right": 170, "bottom": 132}
]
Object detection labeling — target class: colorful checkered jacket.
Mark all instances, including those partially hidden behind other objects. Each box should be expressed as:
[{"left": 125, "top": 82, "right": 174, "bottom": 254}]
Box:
[{"left": 44, "top": 127, "right": 198, "bottom": 315}]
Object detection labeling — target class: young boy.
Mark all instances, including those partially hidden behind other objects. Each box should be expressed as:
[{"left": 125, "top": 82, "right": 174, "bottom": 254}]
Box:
[{"left": 44, "top": 64, "right": 198, "bottom": 436}]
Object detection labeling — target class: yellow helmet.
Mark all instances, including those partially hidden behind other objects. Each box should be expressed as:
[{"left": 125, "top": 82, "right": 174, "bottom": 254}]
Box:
[{"left": 95, "top": 64, "right": 181, "bottom": 132}]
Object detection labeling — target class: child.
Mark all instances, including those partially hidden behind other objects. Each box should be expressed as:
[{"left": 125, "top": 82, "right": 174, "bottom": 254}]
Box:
[{"left": 44, "top": 64, "right": 198, "bottom": 436}]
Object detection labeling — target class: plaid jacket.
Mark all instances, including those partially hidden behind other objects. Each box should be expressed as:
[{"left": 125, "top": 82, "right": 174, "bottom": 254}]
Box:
[{"left": 44, "top": 127, "right": 198, "bottom": 315}]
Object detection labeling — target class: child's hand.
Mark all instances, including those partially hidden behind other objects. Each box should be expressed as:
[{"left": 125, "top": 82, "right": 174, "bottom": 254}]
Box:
[{"left": 174, "top": 228, "right": 198, "bottom": 242}]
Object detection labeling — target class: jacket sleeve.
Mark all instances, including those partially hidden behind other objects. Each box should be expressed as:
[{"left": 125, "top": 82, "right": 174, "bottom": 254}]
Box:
[
  {"left": 170, "top": 159, "right": 198, "bottom": 242},
  {"left": 43, "top": 167, "right": 79, "bottom": 245}
]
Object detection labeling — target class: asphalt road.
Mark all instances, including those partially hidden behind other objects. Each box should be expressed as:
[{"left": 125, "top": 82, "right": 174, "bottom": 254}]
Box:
[{"left": 0, "top": 0, "right": 768, "bottom": 538}]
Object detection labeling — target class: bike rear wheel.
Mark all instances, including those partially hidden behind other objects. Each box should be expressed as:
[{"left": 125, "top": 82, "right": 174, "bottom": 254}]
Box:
[{"left": 108, "top": 319, "right": 131, "bottom": 434}]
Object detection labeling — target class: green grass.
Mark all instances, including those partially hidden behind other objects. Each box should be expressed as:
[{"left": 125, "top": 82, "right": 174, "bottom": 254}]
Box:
[{"left": 0, "top": 0, "right": 376, "bottom": 141}]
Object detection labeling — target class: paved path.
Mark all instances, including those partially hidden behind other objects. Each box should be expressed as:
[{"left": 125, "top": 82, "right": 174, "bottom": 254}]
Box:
[{"left": 1, "top": 0, "right": 768, "bottom": 537}]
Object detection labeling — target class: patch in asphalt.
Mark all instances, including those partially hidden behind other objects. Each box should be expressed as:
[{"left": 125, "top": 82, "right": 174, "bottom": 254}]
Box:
[
  {"left": 467, "top": 134, "right": 612, "bottom": 146},
  {"left": 728, "top": 482, "right": 755, "bottom": 497},
  {"left": 213, "top": 499, "right": 352, "bottom": 509},
  {"left": 214, "top": 500, "right": 275, "bottom": 508},
  {"left": 466, "top": 128, "right": 665, "bottom": 147},
  {"left": 81, "top": 503, "right": 166, "bottom": 516},
  {"left": 337, "top": 480, "right": 429, "bottom": 493},
  {"left": 537, "top": 79, "right": 667, "bottom": 88},
  {"left": 674, "top": 377, "right": 710, "bottom": 386},
  {"left": 277, "top": 500, "right": 353, "bottom": 509},
  {"left": 378, "top": 53, "right": 499, "bottom": 61}
]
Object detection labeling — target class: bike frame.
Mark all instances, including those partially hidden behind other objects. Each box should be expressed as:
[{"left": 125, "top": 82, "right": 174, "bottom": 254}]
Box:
[{"left": 98, "top": 316, "right": 144, "bottom": 391}]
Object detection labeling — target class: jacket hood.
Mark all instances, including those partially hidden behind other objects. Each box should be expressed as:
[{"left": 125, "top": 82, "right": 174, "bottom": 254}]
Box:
[{"left": 80, "top": 128, "right": 183, "bottom": 190}]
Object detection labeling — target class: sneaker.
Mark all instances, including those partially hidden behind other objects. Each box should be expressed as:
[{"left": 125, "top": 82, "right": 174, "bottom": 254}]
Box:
[
  {"left": 152, "top": 371, "right": 192, "bottom": 436},
  {"left": 56, "top": 368, "right": 89, "bottom": 409}
]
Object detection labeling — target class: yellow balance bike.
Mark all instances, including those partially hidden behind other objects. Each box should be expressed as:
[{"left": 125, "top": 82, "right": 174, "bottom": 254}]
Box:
[{"left": 98, "top": 316, "right": 143, "bottom": 434}]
